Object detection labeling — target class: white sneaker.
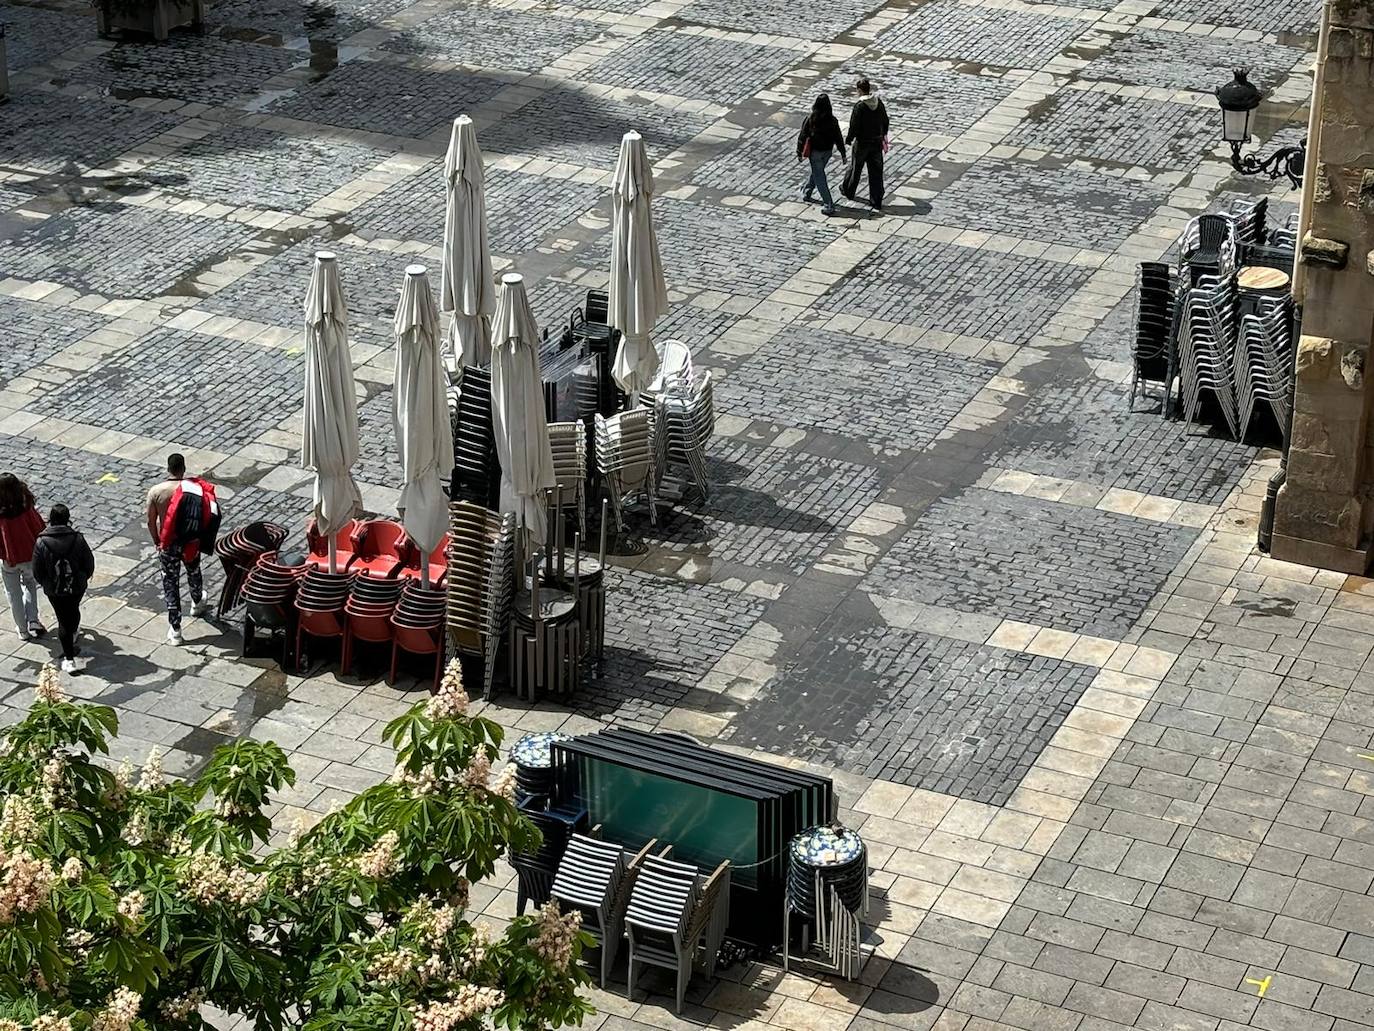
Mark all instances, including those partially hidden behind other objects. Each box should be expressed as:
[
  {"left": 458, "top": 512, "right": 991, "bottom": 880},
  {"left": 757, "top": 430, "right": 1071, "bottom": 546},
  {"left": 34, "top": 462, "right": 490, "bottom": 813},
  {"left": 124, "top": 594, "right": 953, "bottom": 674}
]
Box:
[
  {"left": 191, "top": 598, "right": 210, "bottom": 618},
  {"left": 167, "top": 627, "right": 184, "bottom": 645},
  {"left": 60, "top": 658, "right": 77, "bottom": 674}
]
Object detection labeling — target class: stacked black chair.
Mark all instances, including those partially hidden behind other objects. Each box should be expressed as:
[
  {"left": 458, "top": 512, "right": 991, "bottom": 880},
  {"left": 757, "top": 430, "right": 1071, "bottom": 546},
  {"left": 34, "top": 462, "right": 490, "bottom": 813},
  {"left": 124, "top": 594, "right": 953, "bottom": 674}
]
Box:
[
  {"left": 242, "top": 550, "right": 307, "bottom": 665},
  {"left": 1130, "top": 261, "right": 1177, "bottom": 412},
  {"left": 214, "top": 521, "right": 288, "bottom": 617},
  {"left": 571, "top": 289, "right": 625, "bottom": 417},
  {"left": 451, "top": 366, "right": 499, "bottom": 509},
  {"left": 512, "top": 803, "right": 587, "bottom": 915}
]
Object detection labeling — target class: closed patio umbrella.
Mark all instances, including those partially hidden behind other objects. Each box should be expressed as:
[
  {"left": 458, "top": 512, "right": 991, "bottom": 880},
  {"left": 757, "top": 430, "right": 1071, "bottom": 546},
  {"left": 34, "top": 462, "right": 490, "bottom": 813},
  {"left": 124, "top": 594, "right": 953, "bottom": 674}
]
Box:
[
  {"left": 441, "top": 115, "right": 495, "bottom": 372},
  {"left": 491, "top": 272, "right": 555, "bottom": 554},
  {"left": 302, "top": 250, "right": 362, "bottom": 574},
  {"left": 609, "top": 130, "right": 668, "bottom": 398},
  {"left": 392, "top": 264, "right": 455, "bottom": 587}
]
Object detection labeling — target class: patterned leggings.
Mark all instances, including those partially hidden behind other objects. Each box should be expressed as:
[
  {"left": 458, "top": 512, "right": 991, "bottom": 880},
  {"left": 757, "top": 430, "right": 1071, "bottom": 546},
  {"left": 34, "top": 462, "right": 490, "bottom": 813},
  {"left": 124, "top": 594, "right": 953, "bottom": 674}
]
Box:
[{"left": 159, "top": 549, "right": 203, "bottom": 631}]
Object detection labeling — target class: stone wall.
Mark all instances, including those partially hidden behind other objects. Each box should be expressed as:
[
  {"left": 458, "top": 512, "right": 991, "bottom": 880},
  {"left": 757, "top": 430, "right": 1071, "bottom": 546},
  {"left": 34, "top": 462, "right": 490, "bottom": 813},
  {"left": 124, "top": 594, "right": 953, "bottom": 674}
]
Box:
[{"left": 1272, "top": 0, "right": 1374, "bottom": 572}]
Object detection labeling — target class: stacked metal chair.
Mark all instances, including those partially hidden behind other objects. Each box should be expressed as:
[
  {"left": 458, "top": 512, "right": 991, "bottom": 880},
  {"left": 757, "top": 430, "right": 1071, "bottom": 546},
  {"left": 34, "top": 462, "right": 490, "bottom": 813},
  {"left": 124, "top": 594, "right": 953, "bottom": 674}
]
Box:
[
  {"left": 594, "top": 409, "right": 657, "bottom": 531},
  {"left": 550, "top": 834, "right": 658, "bottom": 988},
  {"left": 445, "top": 501, "right": 516, "bottom": 699},
  {"left": 1179, "top": 213, "right": 1238, "bottom": 284},
  {"left": 1130, "top": 262, "right": 1177, "bottom": 412},
  {"left": 513, "top": 808, "right": 584, "bottom": 916},
  {"left": 547, "top": 421, "right": 588, "bottom": 541},
  {"left": 214, "top": 521, "right": 287, "bottom": 616},
  {"left": 1231, "top": 196, "right": 1269, "bottom": 247},
  {"left": 451, "top": 366, "right": 499, "bottom": 509},
  {"left": 1236, "top": 294, "right": 1295, "bottom": 440},
  {"left": 648, "top": 371, "right": 714, "bottom": 502},
  {"left": 1178, "top": 273, "right": 1241, "bottom": 438},
  {"left": 509, "top": 580, "right": 581, "bottom": 702},
  {"left": 625, "top": 855, "right": 730, "bottom": 1014}
]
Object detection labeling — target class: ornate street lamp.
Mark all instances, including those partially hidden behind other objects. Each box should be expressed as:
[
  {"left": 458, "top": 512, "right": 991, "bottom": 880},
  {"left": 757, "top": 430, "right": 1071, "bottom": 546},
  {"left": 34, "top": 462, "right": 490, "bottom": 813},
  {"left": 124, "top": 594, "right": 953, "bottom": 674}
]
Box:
[{"left": 1215, "top": 68, "right": 1305, "bottom": 188}]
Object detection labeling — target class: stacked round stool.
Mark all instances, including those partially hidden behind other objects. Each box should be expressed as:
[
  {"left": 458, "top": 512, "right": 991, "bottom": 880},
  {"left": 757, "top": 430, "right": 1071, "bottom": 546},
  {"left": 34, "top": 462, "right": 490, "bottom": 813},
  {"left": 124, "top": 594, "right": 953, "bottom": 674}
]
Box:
[{"left": 510, "top": 731, "right": 572, "bottom": 807}]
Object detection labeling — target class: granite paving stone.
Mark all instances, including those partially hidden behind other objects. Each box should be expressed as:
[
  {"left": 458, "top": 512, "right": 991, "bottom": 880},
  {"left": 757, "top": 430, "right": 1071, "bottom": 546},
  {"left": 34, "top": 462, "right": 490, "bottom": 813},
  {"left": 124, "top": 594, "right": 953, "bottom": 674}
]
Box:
[
  {"left": 62, "top": 36, "right": 303, "bottom": 106},
  {"left": 206, "top": 0, "right": 417, "bottom": 42},
  {"left": 0, "top": 0, "right": 92, "bottom": 68},
  {"left": 1081, "top": 28, "right": 1309, "bottom": 93},
  {"left": 380, "top": 6, "right": 609, "bottom": 71},
  {"left": 1004, "top": 89, "right": 1221, "bottom": 171},
  {"left": 1147, "top": 0, "right": 1321, "bottom": 34},
  {"left": 0, "top": 91, "right": 184, "bottom": 175},
  {"left": 822, "top": 237, "right": 1093, "bottom": 345},
  {"left": 728, "top": 627, "right": 1098, "bottom": 802},
  {"left": 877, "top": 0, "right": 1089, "bottom": 68},
  {"left": 715, "top": 323, "right": 999, "bottom": 451},
  {"left": 926, "top": 158, "right": 1170, "bottom": 250},
  {"left": 350, "top": 163, "right": 604, "bottom": 254},
  {"left": 31, "top": 327, "right": 304, "bottom": 451},
  {"left": 575, "top": 30, "right": 801, "bottom": 105},
  {"left": 813, "top": 61, "right": 1019, "bottom": 138},
  {"left": 676, "top": 0, "right": 885, "bottom": 39},
  {"left": 986, "top": 374, "right": 1255, "bottom": 505},
  {"left": 144, "top": 123, "right": 392, "bottom": 213},
  {"left": 267, "top": 59, "right": 509, "bottom": 136},
  {"left": 0, "top": 295, "right": 111, "bottom": 388},
  {"left": 0, "top": 203, "right": 261, "bottom": 299},
  {"left": 480, "top": 88, "right": 717, "bottom": 168},
  {"left": 863, "top": 488, "right": 1199, "bottom": 638}
]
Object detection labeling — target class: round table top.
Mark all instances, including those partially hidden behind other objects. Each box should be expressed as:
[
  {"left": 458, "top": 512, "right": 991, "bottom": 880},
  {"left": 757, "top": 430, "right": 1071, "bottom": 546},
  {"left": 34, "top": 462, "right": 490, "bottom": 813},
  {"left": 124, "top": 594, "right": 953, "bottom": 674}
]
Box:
[
  {"left": 790, "top": 825, "right": 865, "bottom": 868},
  {"left": 1238, "top": 266, "right": 1290, "bottom": 292},
  {"left": 511, "top": 731, "right": 572, "bottom": 769}
]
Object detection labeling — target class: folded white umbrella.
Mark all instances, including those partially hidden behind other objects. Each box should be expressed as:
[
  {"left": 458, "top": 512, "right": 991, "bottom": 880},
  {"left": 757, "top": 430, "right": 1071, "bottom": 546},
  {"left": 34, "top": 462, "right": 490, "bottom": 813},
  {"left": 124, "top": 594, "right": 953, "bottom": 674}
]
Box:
[
  {"left": 441, "top": 115, "right": 495, "bottom": 372},
  {"left": 491, "top": 272, "right": 555, "bottom": 554},
  {"left": 392, "top": 264, "right": 455, "bottom": 585},
  {"left": 609, "top": 131, "right": 668, "bottom": 398},
  {"left": 302, "top": 250, "right": 362, "bottom": 574}
]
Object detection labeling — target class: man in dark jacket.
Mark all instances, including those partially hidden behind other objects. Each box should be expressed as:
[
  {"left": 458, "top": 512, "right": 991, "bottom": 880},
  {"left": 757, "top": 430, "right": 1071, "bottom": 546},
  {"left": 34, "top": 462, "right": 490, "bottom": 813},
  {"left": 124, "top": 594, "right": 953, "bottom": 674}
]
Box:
[
  {"left": 31, "top": 505, "right": 95, "bottom": 674},
  {"left": 843, "top": 77, "right": 890, "bottom": 213}
]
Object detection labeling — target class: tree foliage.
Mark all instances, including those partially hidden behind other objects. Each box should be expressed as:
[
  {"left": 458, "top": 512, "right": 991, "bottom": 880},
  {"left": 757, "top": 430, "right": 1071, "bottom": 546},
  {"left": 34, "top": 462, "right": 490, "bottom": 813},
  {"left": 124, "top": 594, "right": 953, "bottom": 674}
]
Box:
[{"left": 0, "top": 662, "right": 592, "bottom": 1031}]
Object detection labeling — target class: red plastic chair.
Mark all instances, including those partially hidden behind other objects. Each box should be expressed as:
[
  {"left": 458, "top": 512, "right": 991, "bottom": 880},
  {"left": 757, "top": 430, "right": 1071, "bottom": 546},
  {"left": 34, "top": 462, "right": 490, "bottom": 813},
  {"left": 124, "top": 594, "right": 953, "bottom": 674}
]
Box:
[
  {"left": 295, "top": 607, "right": 346, "bottom": 673},
  {"left": 342, "top": 609, "right": 394, "bottom": 675},
  {"left": 400, "top": 534, "right": 449, "bottom": 585},
  {"left": 306, "top": 518, "right": 363, "bottom": 571},
  {"left": 352, "top": 520, "right": 413, "bottom": 578},
  {"left": 389, "top": 624, "right": 444, "bottom": 690}
]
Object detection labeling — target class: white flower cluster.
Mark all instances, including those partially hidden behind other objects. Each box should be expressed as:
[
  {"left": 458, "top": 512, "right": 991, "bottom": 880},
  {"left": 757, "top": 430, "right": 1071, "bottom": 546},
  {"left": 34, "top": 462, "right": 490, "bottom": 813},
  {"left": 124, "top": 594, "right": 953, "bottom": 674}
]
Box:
[
  {"left": 355, "top": 831, "right": 401, "bottom": 880},
  {"left": 121, "top": 811, "right": 150, "bottom": 847},
  {"left": 425, "top": 661, "right": 470, "bottom": 720},
  {"left": 39, "top": 755, "right": 65, "bottom": 808},
  {"left": 35, "top": 665, "right": 64, "bottom": 704},
  {"left": 105, "top": 760, "right": 134, "bottom": 811},
  {"left": 60, "top": 858, "right": 82, "bottom": 884},
  {"left": 30, "top": 1014, "right": 72, "bottom": 1031},
  {"left": 0, "top": 847, "right": 56, "bottom": 924},
  {"left": 408, "top": 894, "right": 460, "bottom": 945},
  {"left": 181, "top": 855, "right": 268, "bottom": 908},
  {"left": 408, "top": 986, "right": 504, "bottom": 1031},
  {"left": 389, "top": 762, "right": 440, "bottom": 795},
  {"left": 532, "top": 901, "right": 581, "bottom": 971},
  {"left": 461, "top": 752, "right": 491, "bottom": 791},
  {"left": 117, "top": 889, "right": 145, "bottom": 923},
  {"left": 367, "top": 946, "right": 423, "bottom": 986},
  {"left": 91, "top": 987, "right": 141, "bottom": 1031},
  {"left": 158, "top": 989, "right": 206, "bottom": 1024},
  {"left": 137, "top": 748, "right": 164, "bottom": 791},
  {"left": 492, "top": 764, "right": 517, "bottom": 803},
  {"left": 0, "top": 794, "right": 39, "bottom": 845}
]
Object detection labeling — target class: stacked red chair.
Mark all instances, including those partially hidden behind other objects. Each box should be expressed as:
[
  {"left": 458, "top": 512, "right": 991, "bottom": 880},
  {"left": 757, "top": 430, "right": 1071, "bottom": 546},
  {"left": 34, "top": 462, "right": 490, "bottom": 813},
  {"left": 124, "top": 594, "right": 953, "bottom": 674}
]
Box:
[
  {"left": 294, "top": 565, "right": 353, "bottom": 672},
  {"left": 341, "top": 574, "right": 404, "bottom": 675},
  {"left": 305, "top": 518, "right": 363, "bottom": 572},
  {"left": 214, "top": 521, "right": 288, "bottom": 617},
  {"left": 242, "top": 551, "right": 306, "bottom": 665},
  {"left": 349, "top": 519, "right": 415, "bottom": 578},
  {"left": 400, "top": 533, "right": 449, "bottom": 585},
  {"left": 390, "top": 580, "right": 447, "bottom": 689}
]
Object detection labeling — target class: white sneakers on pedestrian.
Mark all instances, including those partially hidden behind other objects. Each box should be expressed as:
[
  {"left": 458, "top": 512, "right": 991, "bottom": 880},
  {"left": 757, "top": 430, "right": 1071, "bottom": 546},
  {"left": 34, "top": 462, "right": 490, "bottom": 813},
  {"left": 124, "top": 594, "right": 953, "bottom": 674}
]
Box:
[
  {"left": 167, "top": 627, "right": 184, "bottom": 645},
  {"left": 190, "top": 598, "right": 210, "bottom": 618},
  {"left": 60, "top": 658, "right": 77, "bottom": 674}
]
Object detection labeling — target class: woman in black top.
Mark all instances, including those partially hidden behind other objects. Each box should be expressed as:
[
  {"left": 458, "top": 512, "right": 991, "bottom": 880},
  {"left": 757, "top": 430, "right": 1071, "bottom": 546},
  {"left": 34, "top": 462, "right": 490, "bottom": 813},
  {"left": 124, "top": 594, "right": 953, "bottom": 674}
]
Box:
[{"left": 796, "top": 93, "right": 847, "bottom": 216}]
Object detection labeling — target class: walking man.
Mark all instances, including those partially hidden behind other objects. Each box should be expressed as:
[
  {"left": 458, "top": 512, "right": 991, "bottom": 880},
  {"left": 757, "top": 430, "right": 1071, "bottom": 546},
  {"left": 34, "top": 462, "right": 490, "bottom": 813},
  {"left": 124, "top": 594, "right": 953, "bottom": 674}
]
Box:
[
  {"left": 842, "top": 77, "right": 890, "bottom": 213},
  {"left": 147, "top": 453, "right": 221, "bottom": 644},
  {"left": 32, "top": 505, "right": 95, "bottom": 674}
]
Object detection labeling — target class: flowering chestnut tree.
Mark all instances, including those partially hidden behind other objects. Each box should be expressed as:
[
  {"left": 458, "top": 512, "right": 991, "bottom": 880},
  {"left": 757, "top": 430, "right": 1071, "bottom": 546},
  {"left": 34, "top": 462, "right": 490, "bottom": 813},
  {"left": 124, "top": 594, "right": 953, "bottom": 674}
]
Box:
[{"left": 0, "top": 662, "right": 592, "bottom": 1031}]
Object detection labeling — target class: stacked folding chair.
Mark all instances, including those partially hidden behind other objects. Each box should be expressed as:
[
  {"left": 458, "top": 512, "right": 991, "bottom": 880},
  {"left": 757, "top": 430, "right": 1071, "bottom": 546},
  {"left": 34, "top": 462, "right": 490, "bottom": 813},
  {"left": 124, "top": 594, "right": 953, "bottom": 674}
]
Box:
[
  {"left": 509, "top": 581, "right": 581, "bottom": 702},
  {"left": 1177, "top": 274, "right": 1241, "bottom": 438},
  {"left": 547, "top": 421, "right": 588, "bottom": 541},
  {"left": 214, "top": 521, "right": 287, "bottom": 616},
  {"left": 625, "top": 854, "right": 702, "bottom": 1014},
  {"left": 1230, "top": 196, "right": 1269, "bottom": 247},
  {"left": 1131, "top": 262, "right": 1176, "bottom": 413},
  {"left": 551, "top": 834, "right": 635, "bottom": 987},
  {"left": 594, "top": 409, "right": 657, "bottom": 531},
  {"left": 445, "top": 501, "right": 516, "bottom": 699},
  {"left": 451, "top": 366, "right": 499, "bottom": 509},
  {"left": 512, "top": 807, "right": 585, "bottom": 915},
  {"left": 1269, "top": 212, "right": 1299, "bottom": 251},
  {"left": 1236, "top": 294, "right": 1295, "bottom": 441},
  {"left": 390, "top": 581, "right": 447, "bottom": 689}
]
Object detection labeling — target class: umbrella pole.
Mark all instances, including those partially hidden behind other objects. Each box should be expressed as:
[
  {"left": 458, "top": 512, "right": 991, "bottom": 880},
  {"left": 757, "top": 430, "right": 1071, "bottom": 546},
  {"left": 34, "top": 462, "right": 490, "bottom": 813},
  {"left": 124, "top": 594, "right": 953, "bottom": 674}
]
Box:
[
  {"left": 328, "top": 536, "right": 337, "bottom": 575},
  {"left": 421, "top": 561, "right": 431, "bottom": 589}
]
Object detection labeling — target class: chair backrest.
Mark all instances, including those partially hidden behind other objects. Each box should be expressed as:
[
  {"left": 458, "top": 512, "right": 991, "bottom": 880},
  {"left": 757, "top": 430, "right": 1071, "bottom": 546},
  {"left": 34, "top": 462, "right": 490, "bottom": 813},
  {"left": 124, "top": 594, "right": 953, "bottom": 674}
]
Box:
[
  {"left": 552, "top": 834, "right": 626, "bottom": 913},
  {"left": 1230, "top": 196, "right": 1268, "bottom": 245},
  {"left": 361, "top": 520, "right": 409, "bottom": 560},
  {"left": 686, "top": 860, "right": 730, "bottom": 946},
  {"left": 585, "top": 289, "right": 609, "bottom": 325},
  {"left": 625, "top": 854, "right": 699, "bottom": 939}
]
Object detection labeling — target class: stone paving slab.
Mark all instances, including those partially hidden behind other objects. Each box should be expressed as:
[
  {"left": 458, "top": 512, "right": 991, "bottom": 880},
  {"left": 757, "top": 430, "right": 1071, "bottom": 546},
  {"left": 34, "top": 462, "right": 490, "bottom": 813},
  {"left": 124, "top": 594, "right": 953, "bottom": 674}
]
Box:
[
  {"left": 875, "top": 0, "right": 1092, "bottom": 69},
  {"left": 0, "top": 295, "right": 111, "bottom": 389},
  {"left": 61, "top": 35, "right": 304, "bottom": 106},
  {"left": 206, "top": 0, "right": 417, "bottom": 43},
  {"left": 379, "top": 5, "right": 611, "bottom": 71},
  {"left": 1081, "top": 28, "right": 1310, "bottom": 93},
  {"left": 0, "top": 90, "right": 185, "bottom": 174},
  {"left": 810, "top": 61, "right": 1020, "bottom": 138}
]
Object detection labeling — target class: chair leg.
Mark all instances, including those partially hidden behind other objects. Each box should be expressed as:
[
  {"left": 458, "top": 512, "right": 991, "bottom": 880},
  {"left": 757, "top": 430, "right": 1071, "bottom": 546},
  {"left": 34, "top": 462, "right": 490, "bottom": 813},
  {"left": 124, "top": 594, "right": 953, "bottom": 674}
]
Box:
[
  {"left": 341, "top": 626, "right": 353, "bottom": 676},
  {"left": 676, "top": 953, "right": 689, "bottom": 1015},
  {"left": 432, "top": 639, "right": 444, "bottom": 692},
  {"left": 388, "top": 640, "right": 400, "bottom": 686},
  {"left": 295, "top": 627, "right": 306, "bottom": 674},
  {"left": 242, "top": 614, "right": 254, "bottom": 658}
]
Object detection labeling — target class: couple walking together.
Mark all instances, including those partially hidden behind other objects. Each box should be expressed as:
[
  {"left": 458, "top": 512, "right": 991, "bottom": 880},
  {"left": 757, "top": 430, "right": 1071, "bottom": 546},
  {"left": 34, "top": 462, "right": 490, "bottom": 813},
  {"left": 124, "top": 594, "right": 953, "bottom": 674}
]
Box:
[{"left": 795, "top": 77, "right": 889, "bottom": 216}]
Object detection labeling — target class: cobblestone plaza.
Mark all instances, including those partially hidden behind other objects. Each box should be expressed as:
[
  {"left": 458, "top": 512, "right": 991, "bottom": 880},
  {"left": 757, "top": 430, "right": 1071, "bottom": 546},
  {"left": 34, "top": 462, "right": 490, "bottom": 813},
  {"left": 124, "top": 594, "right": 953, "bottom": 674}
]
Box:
[{"left": 0, "top": 0, "right": 1356, "bottom": 1027}]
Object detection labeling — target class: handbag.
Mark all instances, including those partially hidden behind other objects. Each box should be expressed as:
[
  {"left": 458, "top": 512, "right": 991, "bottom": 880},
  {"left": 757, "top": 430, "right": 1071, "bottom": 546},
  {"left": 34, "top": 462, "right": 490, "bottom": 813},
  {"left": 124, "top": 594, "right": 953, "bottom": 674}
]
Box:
[{"left": 802, "top": 137, "right": 812, "bottom": 158}]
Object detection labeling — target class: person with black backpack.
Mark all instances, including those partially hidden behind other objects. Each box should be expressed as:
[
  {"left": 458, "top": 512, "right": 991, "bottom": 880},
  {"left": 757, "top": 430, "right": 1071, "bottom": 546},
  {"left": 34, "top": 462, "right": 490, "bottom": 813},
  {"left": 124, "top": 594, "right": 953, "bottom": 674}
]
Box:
[
  {"left": 148, "top": 454, "right": 221, "bottom": 645},
  {"left": 31, "top": 505, "right": 95, "bottom": 674}
]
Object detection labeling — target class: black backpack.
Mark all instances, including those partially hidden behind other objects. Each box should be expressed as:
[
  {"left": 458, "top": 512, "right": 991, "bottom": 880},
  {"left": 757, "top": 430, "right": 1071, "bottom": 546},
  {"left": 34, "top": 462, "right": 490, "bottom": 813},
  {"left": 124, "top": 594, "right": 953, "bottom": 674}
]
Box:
[{"left": 51, "top": 553, "right": 77, "bottom": 598}]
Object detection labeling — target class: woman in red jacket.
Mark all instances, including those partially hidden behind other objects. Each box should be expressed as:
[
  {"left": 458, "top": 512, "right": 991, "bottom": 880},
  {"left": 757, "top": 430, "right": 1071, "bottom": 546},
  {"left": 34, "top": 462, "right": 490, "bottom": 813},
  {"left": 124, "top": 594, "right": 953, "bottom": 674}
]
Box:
[{"left": 0, "top": 474, "right": 47, "bottom": 639}]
